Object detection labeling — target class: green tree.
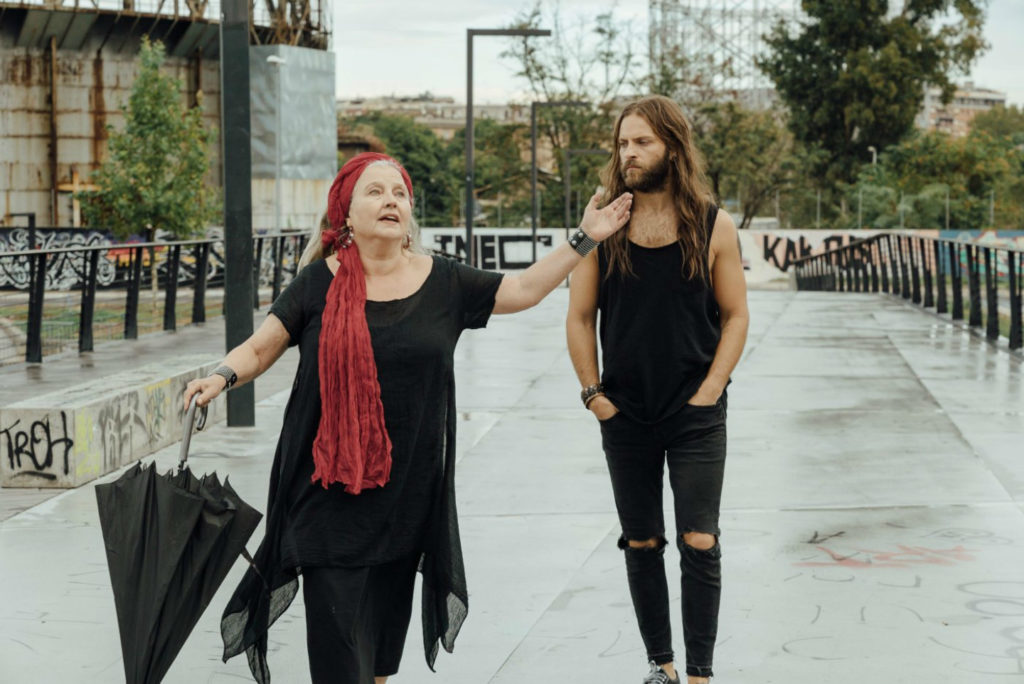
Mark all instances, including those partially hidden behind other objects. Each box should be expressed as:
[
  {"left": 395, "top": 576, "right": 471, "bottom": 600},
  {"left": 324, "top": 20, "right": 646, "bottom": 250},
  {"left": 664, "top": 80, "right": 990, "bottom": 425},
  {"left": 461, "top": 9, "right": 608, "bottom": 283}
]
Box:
[
  {"left": 504, "top": 3, "right": 637, "bottom": 108},
  {"left": 759, "top": 0, "right": 987, "bottom": 192},
  {"left": 689, "top": 101, "right": 797, "bottom": 230},
  {"left": 971, "top": 104, "right": 1024, "bottom": 145},
  {"left": 500, "top": 2, "right": 635, "bottom": 226},
  {"left": 80, "top": 37, "right": 219, "bottom": 241},
  {"left": 449, "top": 119, "right": 533, "bottom": 226},
  {"left": 848, "top": 130, "right": 1021, "bottom": 230}
]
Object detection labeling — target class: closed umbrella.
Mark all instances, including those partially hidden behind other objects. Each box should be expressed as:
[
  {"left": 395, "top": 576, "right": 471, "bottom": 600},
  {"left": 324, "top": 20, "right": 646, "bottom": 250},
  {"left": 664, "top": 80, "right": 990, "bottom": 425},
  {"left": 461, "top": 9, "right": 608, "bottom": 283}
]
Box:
[{"left": 96, "top": 396, "right": 262, "bottom": 683}]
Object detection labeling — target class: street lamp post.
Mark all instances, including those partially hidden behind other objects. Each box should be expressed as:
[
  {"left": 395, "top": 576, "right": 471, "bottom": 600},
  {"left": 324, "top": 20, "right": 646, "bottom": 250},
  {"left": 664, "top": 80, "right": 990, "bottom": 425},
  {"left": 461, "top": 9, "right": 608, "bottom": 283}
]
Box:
[
  {"left": 266, "top": 55, "right": 286, "bottom": 232},
  {"left": 531, "top": 100, "right": 588, "bottom": 263},
  {"left": 945, "top": 186, "right": 950, "bottom": 231},
  {"left": 564, "top": 148, "right": 608, "bottom": 240},
  {"left": 466, "top": 28, "right": 550, "bottom": 266},
  {"left": 862, "top": 146, "right": 877, "bottom": 231},
  {"left": 220, "top": 0, "right": 255, "bottom": 426}
]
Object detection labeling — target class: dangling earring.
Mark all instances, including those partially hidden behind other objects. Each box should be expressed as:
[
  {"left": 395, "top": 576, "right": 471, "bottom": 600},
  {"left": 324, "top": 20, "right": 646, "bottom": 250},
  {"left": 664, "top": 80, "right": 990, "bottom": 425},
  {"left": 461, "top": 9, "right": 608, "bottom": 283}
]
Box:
[
  {"left": 403, "top": 232, "right": 412, "bottom": 250},
  {"left": 338, "top": 226, "right": 354, "bottom": 249}
]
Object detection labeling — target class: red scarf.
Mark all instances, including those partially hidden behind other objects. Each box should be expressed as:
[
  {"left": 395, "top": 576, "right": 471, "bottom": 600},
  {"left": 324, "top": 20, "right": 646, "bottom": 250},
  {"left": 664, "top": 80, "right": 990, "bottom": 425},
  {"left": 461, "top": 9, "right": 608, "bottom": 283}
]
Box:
[{"left": 312, "top": 153, "right": 414, "bottom": 494}]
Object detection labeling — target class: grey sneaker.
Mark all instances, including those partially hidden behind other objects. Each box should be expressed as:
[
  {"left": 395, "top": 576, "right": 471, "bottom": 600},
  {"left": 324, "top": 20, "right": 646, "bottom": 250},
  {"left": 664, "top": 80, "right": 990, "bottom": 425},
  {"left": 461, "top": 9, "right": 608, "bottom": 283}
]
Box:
[{"left": 643, "top": 661, "right": 681, "bottom": 684}]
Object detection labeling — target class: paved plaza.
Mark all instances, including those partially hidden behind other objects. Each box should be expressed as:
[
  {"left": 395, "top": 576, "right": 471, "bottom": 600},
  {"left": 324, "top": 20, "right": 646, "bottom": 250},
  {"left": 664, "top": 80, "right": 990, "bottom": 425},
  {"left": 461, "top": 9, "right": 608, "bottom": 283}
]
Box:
[{"left": 1, "top": 288, "right": 1022, "bottom": 683}]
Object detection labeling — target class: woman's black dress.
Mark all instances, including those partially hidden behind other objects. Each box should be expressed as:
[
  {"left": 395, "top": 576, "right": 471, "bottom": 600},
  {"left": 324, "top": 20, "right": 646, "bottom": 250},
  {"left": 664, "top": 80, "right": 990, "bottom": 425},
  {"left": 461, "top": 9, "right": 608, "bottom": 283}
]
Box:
[{"left": 220, "top": 255, "right": 504, "bottom": 683}]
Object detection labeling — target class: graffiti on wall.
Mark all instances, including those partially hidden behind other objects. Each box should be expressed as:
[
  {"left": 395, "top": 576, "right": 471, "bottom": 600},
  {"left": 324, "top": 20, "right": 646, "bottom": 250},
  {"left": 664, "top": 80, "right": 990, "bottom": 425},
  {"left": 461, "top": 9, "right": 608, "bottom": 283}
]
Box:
[
  {"left": 420, "top": 227, "right": 887, "bottom": 279},
  {"left": 0, "top": 412, "right": 74, "bottom": 482},
  {"left": 739, "top": 230, "right": 885, "bottom": 284},
  {"left": 0, "top": 371, "right": 205, "bottom": 485},
  {"left": 0, "top": 227, "right": 302, "bottom": 292},
  {"left": 0, "top": 228, "right": 118, "bottom": 290},
  {"left": 940, "top": 230, "right": 1024, "bottom": 280},
  {"left": 95, "top": 399, "right": 133, "bottom": 474},
  {"left": 420, "top": 227, "right": 1020, "bottom": 286},
  {"left": 757, "top": 233, "right": 881, "bottom": 272},
  {"left": 420, "top": 228, "right": 559, "bottom": 270}
]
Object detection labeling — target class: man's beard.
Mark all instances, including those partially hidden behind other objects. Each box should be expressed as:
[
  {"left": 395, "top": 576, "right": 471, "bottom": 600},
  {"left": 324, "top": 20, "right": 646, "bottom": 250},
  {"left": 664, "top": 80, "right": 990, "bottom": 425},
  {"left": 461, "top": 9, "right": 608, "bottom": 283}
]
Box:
[{"left": 621, "top": 152, "right": 670, "bottom": 192}]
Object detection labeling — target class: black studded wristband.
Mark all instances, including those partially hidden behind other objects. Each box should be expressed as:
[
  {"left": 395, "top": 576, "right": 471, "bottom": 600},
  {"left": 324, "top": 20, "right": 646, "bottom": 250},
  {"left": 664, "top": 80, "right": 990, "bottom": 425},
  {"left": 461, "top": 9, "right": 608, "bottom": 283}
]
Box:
[{"left": 569, "top": 228, "right": 600, "bottom": 257}]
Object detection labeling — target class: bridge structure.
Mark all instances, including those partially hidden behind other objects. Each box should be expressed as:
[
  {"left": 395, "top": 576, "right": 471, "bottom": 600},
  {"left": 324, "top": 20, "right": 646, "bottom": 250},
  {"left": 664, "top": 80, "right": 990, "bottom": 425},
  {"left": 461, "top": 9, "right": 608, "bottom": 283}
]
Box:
[{"left": 0, "top": 232, "right": 1021, "bottom": 682}]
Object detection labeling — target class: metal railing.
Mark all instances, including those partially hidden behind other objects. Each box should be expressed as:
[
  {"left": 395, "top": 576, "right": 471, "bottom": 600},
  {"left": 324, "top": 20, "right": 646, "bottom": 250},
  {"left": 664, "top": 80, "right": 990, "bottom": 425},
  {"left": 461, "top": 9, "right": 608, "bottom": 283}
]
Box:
[
  {"left": 793, "top": 232, "right": 1023, "bottom": 351},
  {"left": 0, "top": 231, "right": 307, "bottom": 364}
]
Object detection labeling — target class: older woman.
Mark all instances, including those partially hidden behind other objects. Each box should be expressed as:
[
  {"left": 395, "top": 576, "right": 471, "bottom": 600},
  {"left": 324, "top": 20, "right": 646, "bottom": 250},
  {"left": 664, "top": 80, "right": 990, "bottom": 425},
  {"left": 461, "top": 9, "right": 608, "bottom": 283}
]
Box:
[{"left": 182, "top": 152, "right": 631, "bottom": 684}]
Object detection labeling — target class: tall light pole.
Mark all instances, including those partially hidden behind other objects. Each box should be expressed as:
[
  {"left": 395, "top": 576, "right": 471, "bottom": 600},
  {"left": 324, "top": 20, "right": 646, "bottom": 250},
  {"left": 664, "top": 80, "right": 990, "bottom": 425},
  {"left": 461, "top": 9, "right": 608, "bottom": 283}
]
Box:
[
  {"left": 220, "top": 0, "right": 255, "bottom": 425},
  {"left": 945, "top": 185, "right": 950, "bottom": 231},
  {"left": 266, "top": 54, "right": 286, "bottom": 232},
  {"left": 531, "top": 100, "right": 588, "bottom": 263},
  {"left": 466, "top": 28, "right": 550, "bottom": 266},
  {"left": 564, "top": 148, "right": 608, "bottom": 240}
]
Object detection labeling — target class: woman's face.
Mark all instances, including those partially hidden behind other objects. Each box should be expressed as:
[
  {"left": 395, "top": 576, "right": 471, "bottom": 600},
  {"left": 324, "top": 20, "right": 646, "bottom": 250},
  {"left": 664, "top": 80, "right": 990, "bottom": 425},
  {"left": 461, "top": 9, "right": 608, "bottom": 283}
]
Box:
[{"left": 346, "top": 163, "right": 412, "bottom": 243}]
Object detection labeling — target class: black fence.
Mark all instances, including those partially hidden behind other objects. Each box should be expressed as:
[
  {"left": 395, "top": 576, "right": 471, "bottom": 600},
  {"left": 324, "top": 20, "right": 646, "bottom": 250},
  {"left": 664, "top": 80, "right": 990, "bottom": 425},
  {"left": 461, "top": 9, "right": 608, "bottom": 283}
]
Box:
[
  {"left": 0, "top": 232, "right": 308, "bottom": 364},
  {"left": 793, "top": 232, "right": 1023, "bottom": 351}
]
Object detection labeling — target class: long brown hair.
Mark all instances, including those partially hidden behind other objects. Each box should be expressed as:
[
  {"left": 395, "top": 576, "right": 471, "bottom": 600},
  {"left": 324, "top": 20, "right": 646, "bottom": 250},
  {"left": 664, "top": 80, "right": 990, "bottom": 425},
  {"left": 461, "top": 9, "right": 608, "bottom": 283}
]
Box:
[{"left": 600, "top": 95, "right": 714, "bottom": 281}]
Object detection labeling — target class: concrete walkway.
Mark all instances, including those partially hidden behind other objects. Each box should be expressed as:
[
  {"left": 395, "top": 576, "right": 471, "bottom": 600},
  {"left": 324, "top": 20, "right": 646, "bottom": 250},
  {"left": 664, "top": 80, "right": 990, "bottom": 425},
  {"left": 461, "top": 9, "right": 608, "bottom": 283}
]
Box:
[{"left": 1, "top": 289, "right": 1022, "bottom": 683}]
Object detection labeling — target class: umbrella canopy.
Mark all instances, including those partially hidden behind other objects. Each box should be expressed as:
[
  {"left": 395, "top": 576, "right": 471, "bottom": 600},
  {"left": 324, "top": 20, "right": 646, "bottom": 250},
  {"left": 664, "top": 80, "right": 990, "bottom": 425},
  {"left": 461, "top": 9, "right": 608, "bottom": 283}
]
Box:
[{"left": 96, "top": 398, "right": 262, "bottom": 684}]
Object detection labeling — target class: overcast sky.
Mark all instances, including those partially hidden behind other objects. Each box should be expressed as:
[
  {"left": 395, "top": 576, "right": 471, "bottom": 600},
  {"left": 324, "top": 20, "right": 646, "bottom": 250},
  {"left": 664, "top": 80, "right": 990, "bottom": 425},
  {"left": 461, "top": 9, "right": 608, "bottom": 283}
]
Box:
[{"left": 333, "top": 0, "right": 1024, "bottom": 106}]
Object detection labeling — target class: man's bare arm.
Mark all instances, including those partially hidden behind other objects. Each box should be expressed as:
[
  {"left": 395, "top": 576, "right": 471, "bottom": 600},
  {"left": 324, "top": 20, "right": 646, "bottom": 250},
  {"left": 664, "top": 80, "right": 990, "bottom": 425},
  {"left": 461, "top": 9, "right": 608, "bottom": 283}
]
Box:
[
  {"left": 566, "top": 250, "right": 618, "bottom": 419},
  {"left": 690, "top": 210, "right": 749, "bottom": 404}
]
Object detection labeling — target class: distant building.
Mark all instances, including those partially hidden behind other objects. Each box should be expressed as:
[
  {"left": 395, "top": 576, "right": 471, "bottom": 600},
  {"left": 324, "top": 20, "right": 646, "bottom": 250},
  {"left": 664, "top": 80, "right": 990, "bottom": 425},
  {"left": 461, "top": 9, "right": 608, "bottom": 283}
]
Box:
[
  {"left": 916, "top": 83, "right": 1007, "bottom": 137},
  {"left": 338, "top": 93, "right": 529, "bottom": 141}
]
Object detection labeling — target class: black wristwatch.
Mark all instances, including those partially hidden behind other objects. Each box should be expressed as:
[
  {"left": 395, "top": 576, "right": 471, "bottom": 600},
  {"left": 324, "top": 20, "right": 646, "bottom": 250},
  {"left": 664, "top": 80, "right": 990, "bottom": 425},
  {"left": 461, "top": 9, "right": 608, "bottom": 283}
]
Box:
[{"left": 211, "top": 364, "right": 237, "bottom": 390}]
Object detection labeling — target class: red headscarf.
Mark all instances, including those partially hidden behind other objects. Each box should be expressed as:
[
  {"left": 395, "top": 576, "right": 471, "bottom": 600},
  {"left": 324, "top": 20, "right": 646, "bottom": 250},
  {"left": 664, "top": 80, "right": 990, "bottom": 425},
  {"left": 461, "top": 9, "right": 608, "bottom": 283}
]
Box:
[{"left": 312, "top": 152, "right": 414, "bottom": 493}]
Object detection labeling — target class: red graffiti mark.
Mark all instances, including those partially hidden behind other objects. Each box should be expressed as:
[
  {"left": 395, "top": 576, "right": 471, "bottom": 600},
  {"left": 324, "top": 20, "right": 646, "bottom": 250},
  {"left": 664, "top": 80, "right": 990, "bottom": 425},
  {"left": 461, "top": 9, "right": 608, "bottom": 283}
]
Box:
[{"left": 795, "top": 545, "right": 976, "bottom": 568}]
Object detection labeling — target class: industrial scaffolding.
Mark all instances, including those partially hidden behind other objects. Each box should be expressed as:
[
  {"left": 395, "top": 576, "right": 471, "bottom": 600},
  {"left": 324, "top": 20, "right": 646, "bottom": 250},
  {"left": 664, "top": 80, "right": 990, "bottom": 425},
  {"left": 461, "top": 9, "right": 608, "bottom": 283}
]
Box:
[
  {"left": 0, "top": 0, "right": 331, "bottom": 49},
  {"left": 648, "top": 0, "right": 803, "bottom": 107}
]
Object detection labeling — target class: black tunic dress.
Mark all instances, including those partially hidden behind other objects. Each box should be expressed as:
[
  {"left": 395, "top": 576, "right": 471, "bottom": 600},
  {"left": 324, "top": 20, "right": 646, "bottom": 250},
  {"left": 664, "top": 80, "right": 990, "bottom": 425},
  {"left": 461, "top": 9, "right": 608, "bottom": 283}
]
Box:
[{"left": 220, "top": 255, "right": 504, "bottom": 683}]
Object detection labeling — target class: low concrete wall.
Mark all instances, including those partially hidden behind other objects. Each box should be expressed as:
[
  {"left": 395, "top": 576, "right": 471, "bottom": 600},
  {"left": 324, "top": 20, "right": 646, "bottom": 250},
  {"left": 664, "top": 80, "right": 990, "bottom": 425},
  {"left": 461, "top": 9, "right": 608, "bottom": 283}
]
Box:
[
  {"left": 418, "top": 227, "right": 892, "bottom": 285},
  {"left": 0, "top": 355, "right": 223, "bottom": 488}
]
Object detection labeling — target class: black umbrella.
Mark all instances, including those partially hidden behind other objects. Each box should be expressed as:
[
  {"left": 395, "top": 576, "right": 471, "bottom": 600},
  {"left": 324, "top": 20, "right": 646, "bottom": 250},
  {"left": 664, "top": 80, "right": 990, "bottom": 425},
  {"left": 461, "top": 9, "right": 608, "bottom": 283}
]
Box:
[{"left": 96, "top": 396, "right": 263, "bottom": 684}]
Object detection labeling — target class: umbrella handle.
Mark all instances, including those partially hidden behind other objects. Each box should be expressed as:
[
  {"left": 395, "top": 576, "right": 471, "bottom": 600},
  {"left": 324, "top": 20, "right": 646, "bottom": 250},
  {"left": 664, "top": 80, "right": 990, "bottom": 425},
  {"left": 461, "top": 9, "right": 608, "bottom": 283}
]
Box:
[{"left": 178, "top": 394, "right": 209, "bottom": 472}]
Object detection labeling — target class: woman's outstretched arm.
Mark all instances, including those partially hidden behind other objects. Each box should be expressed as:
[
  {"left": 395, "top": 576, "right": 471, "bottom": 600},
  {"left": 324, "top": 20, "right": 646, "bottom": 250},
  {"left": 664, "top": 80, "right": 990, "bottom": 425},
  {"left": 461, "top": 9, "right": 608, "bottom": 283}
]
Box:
[
  {"left": 492, "top": 191, "right": 631, "bottom": 314},
  {"left": 182, "top": 314, "right": 292, "bottom": 409}
]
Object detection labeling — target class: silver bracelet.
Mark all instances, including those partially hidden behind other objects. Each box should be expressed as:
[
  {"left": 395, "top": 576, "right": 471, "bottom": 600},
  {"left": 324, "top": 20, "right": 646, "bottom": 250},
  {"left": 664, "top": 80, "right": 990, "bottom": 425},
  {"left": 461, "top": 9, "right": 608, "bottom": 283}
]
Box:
[{"left": 568, "top": 228, "right": 600, "bottom": 257}]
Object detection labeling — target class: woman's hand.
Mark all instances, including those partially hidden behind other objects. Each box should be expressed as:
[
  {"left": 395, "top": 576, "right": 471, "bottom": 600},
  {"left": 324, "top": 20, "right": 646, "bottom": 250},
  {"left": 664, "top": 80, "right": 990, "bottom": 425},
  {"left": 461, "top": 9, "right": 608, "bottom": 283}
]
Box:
[
  {"left": 579, "top": 191, "right": 632, "bottom": 242},
  {"left": 183, "top": 375, "right": 227, "bottom": 411},
  {"left": 588, "top": 395, "right": 620, "bottom": 421}
]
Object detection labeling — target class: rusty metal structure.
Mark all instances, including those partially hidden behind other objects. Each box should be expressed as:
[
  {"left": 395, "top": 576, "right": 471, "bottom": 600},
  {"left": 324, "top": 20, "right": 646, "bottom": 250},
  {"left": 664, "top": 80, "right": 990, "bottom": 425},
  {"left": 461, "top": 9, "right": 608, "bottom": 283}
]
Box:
[
  {"left": 0, "top": 0, "right": 331, "bottom": 226},
  {"left": 648, "top": 0, "right": 802, "bottom": 107}
]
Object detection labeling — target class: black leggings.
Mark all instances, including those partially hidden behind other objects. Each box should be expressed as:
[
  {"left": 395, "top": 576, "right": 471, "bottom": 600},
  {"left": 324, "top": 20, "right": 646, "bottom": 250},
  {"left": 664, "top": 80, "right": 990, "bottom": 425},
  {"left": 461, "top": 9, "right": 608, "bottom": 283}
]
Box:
[
  {"left": 302, "top": 553, "right": 420, "bottom": 684},
  {"left": 600, "top": 397, "right": 727, "bottom": 679}
]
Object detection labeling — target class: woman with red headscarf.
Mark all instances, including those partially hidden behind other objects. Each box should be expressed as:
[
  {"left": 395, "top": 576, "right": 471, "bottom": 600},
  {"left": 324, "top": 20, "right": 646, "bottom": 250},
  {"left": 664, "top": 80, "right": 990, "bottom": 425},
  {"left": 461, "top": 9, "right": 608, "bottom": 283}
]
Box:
[{"left": 182, "top": 153, "right": 631, "bottom": 684}]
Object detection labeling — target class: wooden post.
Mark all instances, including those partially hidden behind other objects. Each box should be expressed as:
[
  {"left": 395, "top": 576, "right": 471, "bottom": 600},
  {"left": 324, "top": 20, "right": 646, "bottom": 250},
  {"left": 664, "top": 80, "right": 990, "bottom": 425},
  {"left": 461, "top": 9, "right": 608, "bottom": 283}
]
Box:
[{"left": 56, "top": 169, "right": 99, "bottom": 228}]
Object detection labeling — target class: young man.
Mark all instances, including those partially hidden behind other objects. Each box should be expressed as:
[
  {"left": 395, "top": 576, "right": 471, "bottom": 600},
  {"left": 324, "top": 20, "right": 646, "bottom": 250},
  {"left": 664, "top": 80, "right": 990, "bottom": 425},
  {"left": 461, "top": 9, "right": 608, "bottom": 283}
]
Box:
[{"left": 566, "top": 95, "right": 749, "bottom": 684}]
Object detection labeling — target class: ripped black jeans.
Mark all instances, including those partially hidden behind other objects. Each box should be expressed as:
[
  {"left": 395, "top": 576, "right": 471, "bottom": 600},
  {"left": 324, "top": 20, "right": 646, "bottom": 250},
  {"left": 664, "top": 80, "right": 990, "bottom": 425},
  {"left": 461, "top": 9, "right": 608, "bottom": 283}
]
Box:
[{"left": 600, "top": 396, "right": 727, "bottom": 679}]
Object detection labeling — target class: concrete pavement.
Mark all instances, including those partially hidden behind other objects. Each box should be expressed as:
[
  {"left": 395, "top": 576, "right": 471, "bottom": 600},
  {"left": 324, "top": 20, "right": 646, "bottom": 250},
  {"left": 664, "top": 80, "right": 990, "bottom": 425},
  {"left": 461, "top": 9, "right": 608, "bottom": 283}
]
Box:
[{"left": 1, "top": 289, "right": 1022, "bottom": 683}]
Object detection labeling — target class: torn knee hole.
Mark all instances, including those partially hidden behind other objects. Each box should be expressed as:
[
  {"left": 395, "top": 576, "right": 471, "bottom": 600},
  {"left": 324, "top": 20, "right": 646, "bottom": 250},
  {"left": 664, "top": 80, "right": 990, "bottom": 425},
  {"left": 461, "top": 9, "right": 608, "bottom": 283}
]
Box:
[
  {"left": 681, "top": 531, "right": 717, "bottom": 551},
  {"left": 618, "top": 535, "right": 667, "bottom": 551}
]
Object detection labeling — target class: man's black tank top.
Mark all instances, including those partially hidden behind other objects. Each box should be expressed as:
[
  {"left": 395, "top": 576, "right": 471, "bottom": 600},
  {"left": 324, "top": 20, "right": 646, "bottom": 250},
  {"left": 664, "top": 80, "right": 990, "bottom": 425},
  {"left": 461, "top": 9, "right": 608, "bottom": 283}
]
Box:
[{"left": 597, "top": 205, "right": 721, "bottom": 424}]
